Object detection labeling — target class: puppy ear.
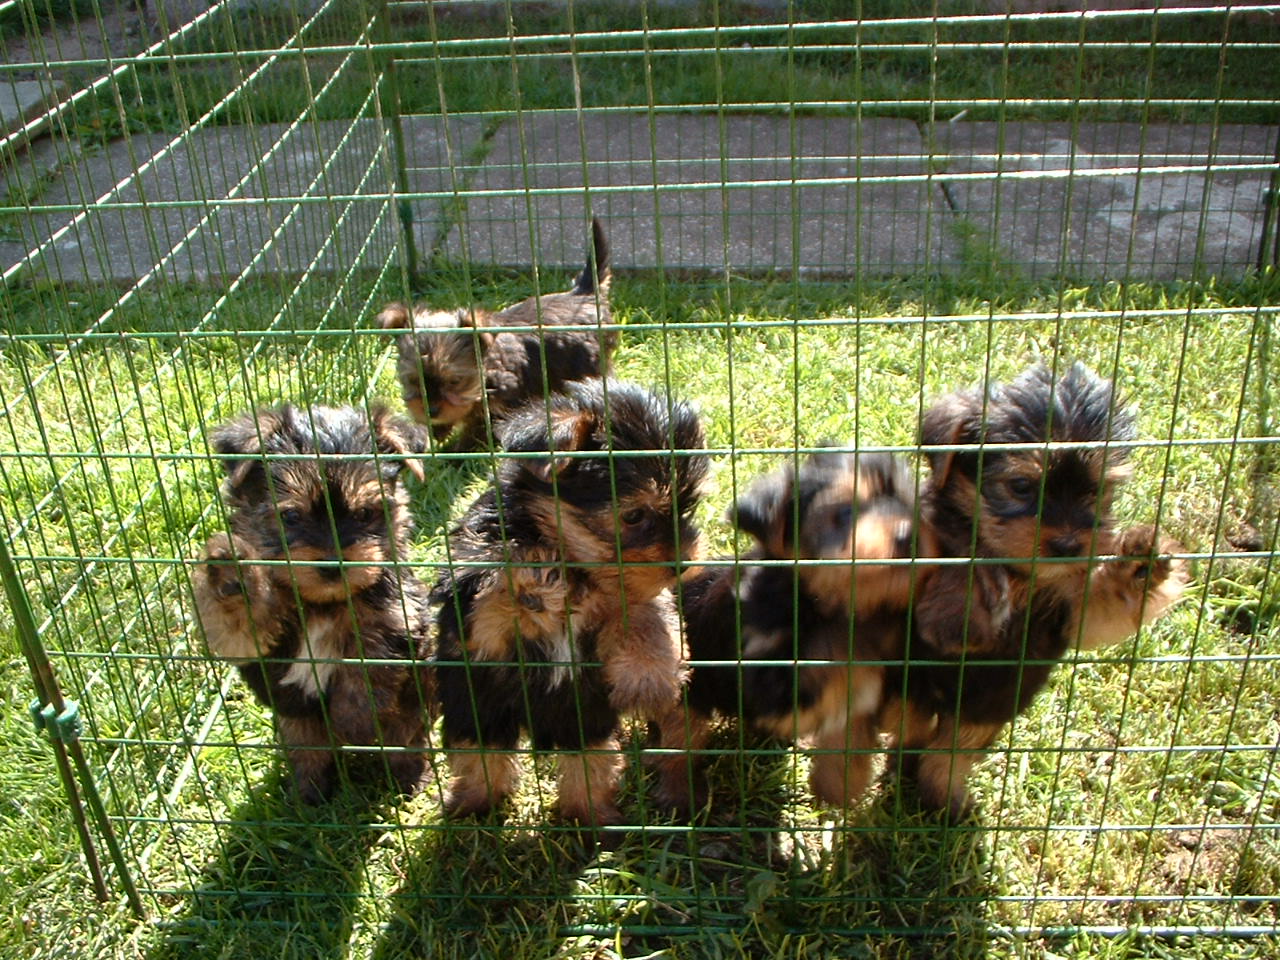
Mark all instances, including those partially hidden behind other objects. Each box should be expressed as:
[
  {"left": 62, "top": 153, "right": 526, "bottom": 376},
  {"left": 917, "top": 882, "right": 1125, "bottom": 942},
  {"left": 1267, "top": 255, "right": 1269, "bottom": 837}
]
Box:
[
  {"left": 370, "top": 406, "right": 428, "bottom": 483},
  {"left": 920, "top": 389, "right": 984, "bottom": 488},
  {"left": 211, "top": 409, "right": 282, "bottom": 496},
  {"left": 376, "top": 302, "right": 412, "bottom": 330},
  {"left": 730, "top": 463, "right": 797, "bottom": 558},
  {"left": 524, "top": 409, "right": 596, "bottom": 483},
  {"left": 455, "top": 308, "right": 496, "bottom": 354}
]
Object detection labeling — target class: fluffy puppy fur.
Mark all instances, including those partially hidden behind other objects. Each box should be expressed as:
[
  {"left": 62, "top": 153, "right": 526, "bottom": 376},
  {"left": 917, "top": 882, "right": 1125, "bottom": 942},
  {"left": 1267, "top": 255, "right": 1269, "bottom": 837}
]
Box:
[
  {"left": 379, "top": 218, "right": 617, "bottom": 451},
  {"left": 654, "top": 451, "right": 930, "bottom": 812},
  {"left": 881, "top": 363, "right": 1187, "bottom": 818},
  {"left": 432, "top": 379, "right": 708, "bottom": 828},
  {"left": 192, "top": 404, "right": 433, "bottom": 803}
]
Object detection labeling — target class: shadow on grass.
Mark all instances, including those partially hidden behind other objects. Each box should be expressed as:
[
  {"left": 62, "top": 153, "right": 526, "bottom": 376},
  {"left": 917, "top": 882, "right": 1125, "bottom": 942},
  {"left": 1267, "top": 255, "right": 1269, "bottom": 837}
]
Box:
[
  {"left": 371, "top": 819, "right": 593, "bottom": 958},
  {"left": 147, "top": 768, "right": 394, "bottom": 960},
  {"left": 603, "top": 732, "right": 1003, "bottom": 956}
]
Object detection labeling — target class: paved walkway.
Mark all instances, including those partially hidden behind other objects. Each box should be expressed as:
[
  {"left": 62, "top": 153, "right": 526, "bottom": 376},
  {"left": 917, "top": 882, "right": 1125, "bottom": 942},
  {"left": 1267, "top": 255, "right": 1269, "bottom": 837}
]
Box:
[{"left": 3, "top": 111, "right": 1275, "bottom": 284}]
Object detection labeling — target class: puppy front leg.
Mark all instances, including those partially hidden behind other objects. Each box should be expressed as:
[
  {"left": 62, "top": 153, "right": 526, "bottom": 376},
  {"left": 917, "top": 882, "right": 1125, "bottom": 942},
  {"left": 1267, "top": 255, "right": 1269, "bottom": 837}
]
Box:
[
  {"left": 444, "top": 740, "right": 521, "bottom": 818},
  {"left": 326, "top": 664, "right": 428, "bottom": 796},
  {"left": 558, "top": 736, "right": 624, "bottom": 828},
  {"left": 913, "top": 718, "right": 1003, "bottom": 820},
  {"left": 276, "top": 712, "right": 339, "bottom": 804},
  {"left": 599, "top": 602, "right": 687, "bottom": 720},
  {"left": 809, "top": 714, "right": 877, "bottom": 809},
  {"left": 1075, "top": 524, "right": 1187, "bottom": 649},
  {"left": 878, "top": 693, "right": 939, "bottom": 781},
  {"left": 808, "top": 665, "right": 883, "bottom": 808},
  {"left": 192, "top": 533, "right": 288, "bottom": 661}
]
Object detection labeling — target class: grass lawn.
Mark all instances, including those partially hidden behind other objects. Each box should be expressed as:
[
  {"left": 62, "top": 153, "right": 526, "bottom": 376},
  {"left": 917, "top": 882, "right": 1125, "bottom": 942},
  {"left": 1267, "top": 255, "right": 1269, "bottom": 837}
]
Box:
[
  {"left": 2, "top": 0, "right": 1279, "bottom": 956},
  {"left": 1, "top": 268, "right": 1277, "bottom": 959}
]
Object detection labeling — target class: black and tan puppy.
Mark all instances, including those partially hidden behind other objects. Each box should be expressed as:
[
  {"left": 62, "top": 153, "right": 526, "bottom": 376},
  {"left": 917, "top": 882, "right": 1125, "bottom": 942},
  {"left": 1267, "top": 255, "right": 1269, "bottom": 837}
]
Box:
[
  {"left": 192, "top": 404, "right": 433, "bottom": 804},
  {"left": 432, "top": 379, "right": 708, "bottom": 828},
  {"left": 654, "top": 451, "right": 930, "bottom": 812},
  {"left": 379, "top": 218, "right": 616, "bottom": 451},
  {"left": 881, "top": 362, "right": 1187, "bottom": 818}
]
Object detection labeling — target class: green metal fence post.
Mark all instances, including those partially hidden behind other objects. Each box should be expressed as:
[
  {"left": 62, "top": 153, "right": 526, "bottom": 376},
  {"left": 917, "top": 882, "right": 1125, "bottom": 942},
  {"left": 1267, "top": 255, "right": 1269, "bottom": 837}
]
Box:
[
  {"left": 383, "top": 56, "right": 421, "bottom": 292},
  {"left": 0, "top": 534, "right": 146, "bottom": 918}
]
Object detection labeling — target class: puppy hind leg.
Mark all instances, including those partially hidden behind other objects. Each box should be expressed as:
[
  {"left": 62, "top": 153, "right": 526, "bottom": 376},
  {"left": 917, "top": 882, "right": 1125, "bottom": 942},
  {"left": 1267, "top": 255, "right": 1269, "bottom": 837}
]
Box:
[
  {"left": 557, "top": 737, "right": 625, "bottom": 828},
  {"left": 650, "top": 705, "right": 713, "bottom": 815}
]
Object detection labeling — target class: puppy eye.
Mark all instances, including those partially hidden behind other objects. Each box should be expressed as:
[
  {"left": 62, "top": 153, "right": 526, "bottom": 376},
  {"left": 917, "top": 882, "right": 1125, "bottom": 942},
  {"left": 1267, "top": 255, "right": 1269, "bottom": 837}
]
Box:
[
  {"left": 279, "top": 508, "right": 303, "bottom": 527},
  {"left": 1007, "top": 478, "right": 1038, "bottom": 500},
  {"left": 620, "top": 507, "right": 647, "bottom": 526},
  {"left": 354, "top": 507, "right": 380, "bottom": 525},
  {"left": 832, "top": 504, "right": 853, "bottom": 529}
]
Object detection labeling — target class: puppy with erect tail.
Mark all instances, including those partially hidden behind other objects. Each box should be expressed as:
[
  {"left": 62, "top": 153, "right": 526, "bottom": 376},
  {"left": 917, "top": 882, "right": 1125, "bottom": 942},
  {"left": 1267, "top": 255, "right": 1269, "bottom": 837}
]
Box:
[{"left": 379, "top": 217, "right": 616, "bottom": 452}]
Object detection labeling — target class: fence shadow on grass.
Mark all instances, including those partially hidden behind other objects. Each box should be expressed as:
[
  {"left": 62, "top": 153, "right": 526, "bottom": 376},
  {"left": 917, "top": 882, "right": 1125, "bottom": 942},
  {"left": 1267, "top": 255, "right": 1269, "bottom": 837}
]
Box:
[
  {"left": 608, "top": 733, "right": 1002, "bottom": 955},
  {"left": 148, "top": 768, "right": 391, "bottom": 960},
  {"left": 371, "top": 818, "right": 593, "bottom": 958}
]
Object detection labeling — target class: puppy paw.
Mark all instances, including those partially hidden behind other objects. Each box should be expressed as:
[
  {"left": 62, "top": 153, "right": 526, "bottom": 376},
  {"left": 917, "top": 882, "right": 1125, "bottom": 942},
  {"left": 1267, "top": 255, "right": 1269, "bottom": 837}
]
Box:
[
  {"left": 388, "top": 752, "right": 428, "bottom": 798},
  {"left": 290, "top": 752, "right": 337, "bottom": 805},
  {"left": 1115, "top": 525, "right": 1188, "bottom": 622},
  {"left": 650, "top": 766, "right": 708, "bottom": 818},
  {"left": 193, "top": 533, "right": 278, "bottom": 660},
  {"left": 196, "top": 532, "right": 258, "bottom": 598},
  {"left": 1079, "top": 525, "right": 1187, "bottom": 647},
  {"left": 1115, "top": 524, "right": 1183, "bottom": 591},
  {"left": 443, "top": 779, "right": 502, "bottom": 819}
]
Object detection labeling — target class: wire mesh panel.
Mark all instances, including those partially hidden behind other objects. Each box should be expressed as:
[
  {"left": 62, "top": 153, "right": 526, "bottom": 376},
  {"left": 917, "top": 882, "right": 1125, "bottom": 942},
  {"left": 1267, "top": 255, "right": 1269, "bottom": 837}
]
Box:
[{"left": 0, "top": 1, "right": 1277, "bottom": 957}]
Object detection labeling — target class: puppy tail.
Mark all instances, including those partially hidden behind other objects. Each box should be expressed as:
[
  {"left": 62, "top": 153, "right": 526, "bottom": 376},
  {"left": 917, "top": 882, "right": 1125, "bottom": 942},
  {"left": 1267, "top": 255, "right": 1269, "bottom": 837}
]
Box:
[{"left": 572, "top": 216, "right": 610, "bottom": 295}]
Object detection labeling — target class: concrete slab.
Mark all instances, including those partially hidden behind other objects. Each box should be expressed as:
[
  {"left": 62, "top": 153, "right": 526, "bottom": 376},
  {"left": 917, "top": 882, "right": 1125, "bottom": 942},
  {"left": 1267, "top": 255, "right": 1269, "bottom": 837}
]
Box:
[
  {"left": 441, "top": 112, "right": 958, "bottom": 276},
  {"left": 0, "top": 81, "right": 65, "bottom": 137},
  {"left": 933, "top": 122, "right": 1277, "bottom": 280},
  {"left": 4, "top": 117, "right": 485, "bottom": 284}
]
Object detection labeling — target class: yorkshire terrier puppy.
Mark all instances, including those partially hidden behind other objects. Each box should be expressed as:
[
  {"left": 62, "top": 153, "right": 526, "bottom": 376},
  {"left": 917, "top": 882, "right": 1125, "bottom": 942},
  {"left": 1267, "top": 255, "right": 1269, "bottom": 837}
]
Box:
[
  {"left": 881, "top": 362, "right": 1187, "bottom": 818},
  {"left": 379, "top": 218, "right": 617, "bottom": 452},
  {"left": 192, "top": 404, "right": 433, "bottom": 804},
  {"left": 654, "top": 451, "right": 929, "bottom": 813},
  {"left": 432, "top": 379, "right": 708, "bottom": 828}
]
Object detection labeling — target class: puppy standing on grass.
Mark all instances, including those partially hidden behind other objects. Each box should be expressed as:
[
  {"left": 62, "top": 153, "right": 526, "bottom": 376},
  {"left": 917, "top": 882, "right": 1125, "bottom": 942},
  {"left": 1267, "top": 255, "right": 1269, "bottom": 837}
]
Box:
[
  {"left": 432, "top": 379, "right": 708, "bottom": 828},
  {"left": 654, "top": 451, "right": 931, "bottom": 813},
  {"left": 881, "top": 363, "right": 1187, "bottom": 818},
  {"left": 379, "top": 218, "right": 616, "bottom": 452},
  {"left": 192, "top": 404, "right": 433, "bottom": 804}
]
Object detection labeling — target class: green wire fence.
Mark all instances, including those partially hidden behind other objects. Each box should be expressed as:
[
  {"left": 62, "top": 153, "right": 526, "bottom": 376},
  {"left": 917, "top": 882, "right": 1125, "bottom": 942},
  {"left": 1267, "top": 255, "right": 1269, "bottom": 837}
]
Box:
[{"left": 0, "top": 0, "right": 1277, "bottom": 956}]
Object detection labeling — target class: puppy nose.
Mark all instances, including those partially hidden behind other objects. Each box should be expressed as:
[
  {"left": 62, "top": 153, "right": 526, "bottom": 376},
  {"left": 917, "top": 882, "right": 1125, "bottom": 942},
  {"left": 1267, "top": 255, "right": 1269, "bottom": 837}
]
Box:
[
  {"left": 317, "top": 563, "right": 343, "bottom": 581},
  {"left": 518, "top": 592, "right": 545, "bottom": 612},
  {"left": 1047, "top": 535, "right": 1082, "bottom": 557},
  {"left": 893, "top": 521, "right": 914, "bottom": 557},
  {"left": 427, "top": 401, "right": 442, "bottom": 418}
]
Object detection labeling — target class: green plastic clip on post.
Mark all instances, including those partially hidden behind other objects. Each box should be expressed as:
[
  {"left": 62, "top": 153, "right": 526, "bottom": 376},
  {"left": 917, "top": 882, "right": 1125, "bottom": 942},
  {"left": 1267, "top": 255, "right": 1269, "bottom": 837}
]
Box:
[{"left": 29, "top": 698, "right": 84, "bottom": 742}]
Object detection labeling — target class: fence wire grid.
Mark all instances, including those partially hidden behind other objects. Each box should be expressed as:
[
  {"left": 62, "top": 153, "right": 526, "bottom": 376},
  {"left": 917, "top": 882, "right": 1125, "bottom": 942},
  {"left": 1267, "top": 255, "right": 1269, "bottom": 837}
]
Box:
[{"left": 1, "top": 0, "right": 1278, "bottom": 957}]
